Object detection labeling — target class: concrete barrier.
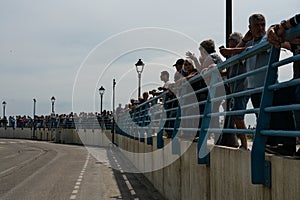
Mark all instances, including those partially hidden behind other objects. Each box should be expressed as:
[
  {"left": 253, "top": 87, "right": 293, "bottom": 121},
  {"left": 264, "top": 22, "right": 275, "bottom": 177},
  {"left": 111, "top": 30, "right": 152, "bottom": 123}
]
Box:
[
  {"left": 1, "top": 128, "right": 300, "bottom": 200},
  {"left": 112, "top": 134, "right": 300, "bottom": 200},
  {"left": 144, "top": 141, "right": 153, "bottom": 182},
  {"left": 269, "top": 155, "right": 300, "bottom": 200},
  {"left": 152, "top": 136, "right": 164, "bottom": 195},
  {"left": 210, "top": 146, "right": 271, "bottom": 200},
  {"left": 162, "top": 138, "right": 181, "bottom": 200}
]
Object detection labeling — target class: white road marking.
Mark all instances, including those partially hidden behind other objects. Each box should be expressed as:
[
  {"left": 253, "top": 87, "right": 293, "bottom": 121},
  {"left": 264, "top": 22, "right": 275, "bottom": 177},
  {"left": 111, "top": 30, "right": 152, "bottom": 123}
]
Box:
[
  {"left": 0, "top": 166, "right": 16, "bottom": 175},
  {"left": 110, "top": 149, "right": 138, "bottom": 198},
  {"left": 4, "top": 153, "right": 19, "bottom": 159},
  {"left": 69, "top": 153, "right": 90, "bottom": 200}
]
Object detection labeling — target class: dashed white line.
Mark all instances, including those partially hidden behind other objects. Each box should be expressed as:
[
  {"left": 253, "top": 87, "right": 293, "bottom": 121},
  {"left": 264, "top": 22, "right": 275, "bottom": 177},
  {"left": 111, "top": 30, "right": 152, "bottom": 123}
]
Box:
[
  {"left": 69, "top": 153, "right": 90, "bottom": 200},
  {"left": 110, "top": 150, "right": 138, "bottom": 198},
  {"left": 72, "top": 190, "right": 78, "bottom": 194},
  {"left": 0, "top": 166, "right": 16, "bottom": 175}
]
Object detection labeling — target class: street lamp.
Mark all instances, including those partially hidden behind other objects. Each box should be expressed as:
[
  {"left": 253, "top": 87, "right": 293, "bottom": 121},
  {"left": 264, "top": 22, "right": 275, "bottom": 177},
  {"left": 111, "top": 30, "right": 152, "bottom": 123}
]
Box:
[
  {"left": 98, "top": 86, "right": 105, "bottom": 114},
  {"left": 33, "top": 98, "right": 36, "bottom": 118},
  {"left": 2, "top": 101, "right": 6, "bottom": 118},
  {"left": 51, "top": 96, "right": 56, "bottom": 114},
  {"left": 33, "top": 98, "right": 36, "bottom": 139},
  {"left": 135, "top": 59, "right": 145, "bottom": 99},
  {"left": 112, "top": 79, "right": 116, "bottom": 144}
]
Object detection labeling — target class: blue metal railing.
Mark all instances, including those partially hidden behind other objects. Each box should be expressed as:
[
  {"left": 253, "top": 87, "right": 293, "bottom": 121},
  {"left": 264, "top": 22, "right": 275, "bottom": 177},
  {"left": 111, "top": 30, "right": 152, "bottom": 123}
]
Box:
[{"left": 116, "top": 23, "right": 300, "bottom": 188}]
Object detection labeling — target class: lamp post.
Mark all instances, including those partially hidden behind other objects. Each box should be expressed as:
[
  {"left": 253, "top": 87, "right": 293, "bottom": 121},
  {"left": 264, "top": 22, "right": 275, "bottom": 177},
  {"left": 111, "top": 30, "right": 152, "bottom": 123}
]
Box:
[
  {"left": 135, "top": 59, "right": 145, "bottom": 99},
  {"left": 112, "top": 79, "right": 116, "bottom": 144},
  {"left": 33, "top": 98, "right": 36, "bottom": 118},
  {"left": 226, "top": 0, "right": 232, "bottom": 46},
  {"left": 2, "top": 101, "right": 6, "bottom": 118},
  {"left": 33, "top": 98, "right": 36, "bottom": 139},
  {"left": 51, "top": 96, "right": 56, "bottom": 114},
  {"left": 98, "top": 86, "right": 105, "bottom": 114}
]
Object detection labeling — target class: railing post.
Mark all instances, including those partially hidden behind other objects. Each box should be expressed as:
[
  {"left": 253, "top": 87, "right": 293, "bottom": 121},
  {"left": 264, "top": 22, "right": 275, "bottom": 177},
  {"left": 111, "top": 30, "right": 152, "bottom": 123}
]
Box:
[
  {"left": 172, "top": 88, "right": 181, "bottom": 155},
  {"left": 251, "top": 46, "right": 280, "bottom": 187},
  {"left": 157, "top": 93, "right": 167, "bottom": 149},
  {"left": 146, "top": 102, "right": 153, "bottom": 145},
  {"left": 197, "top": 70, "right": 219, "bottom": 165}
]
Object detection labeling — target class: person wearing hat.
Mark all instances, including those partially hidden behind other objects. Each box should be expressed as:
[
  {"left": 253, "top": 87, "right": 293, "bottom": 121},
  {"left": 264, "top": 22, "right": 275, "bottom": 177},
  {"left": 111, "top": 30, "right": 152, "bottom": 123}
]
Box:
[{"left": 173, "top": 58, "right": 188, "bottom": 82}]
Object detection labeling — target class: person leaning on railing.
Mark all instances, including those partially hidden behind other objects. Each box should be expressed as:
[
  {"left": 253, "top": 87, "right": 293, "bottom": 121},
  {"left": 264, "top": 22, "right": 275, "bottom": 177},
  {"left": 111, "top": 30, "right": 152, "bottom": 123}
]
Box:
[
  {"left": 266, "top": 14, "right": 300, "bottom": 156},
  {"left": 169, "top": 59, "right": 207, "bottom": 141},
  {"left": 219, "top": 32, "right": 249, "bottom": 150},
  {"left": 267, "top": 14, "right": 300, "bottom": 48}
]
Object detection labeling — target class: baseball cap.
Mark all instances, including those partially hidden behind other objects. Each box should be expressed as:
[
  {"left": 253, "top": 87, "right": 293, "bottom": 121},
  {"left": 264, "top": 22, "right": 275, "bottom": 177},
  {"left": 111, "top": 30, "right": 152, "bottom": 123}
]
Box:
[{"left": 173, "top": 58, "right": 184, "bottom": 66}]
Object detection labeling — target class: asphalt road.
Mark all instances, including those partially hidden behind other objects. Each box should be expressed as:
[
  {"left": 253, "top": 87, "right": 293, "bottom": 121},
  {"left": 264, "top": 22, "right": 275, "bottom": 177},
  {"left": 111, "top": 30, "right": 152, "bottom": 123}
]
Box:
[{"left": 0, "top": 139, "right": 164, "bottom": 200}]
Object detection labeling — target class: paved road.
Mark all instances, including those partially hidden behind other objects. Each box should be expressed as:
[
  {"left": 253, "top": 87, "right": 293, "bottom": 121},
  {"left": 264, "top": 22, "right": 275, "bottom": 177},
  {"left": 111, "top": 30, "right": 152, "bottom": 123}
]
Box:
[{"left": 0, "top": 139, "right": 164, "bottom": 200}]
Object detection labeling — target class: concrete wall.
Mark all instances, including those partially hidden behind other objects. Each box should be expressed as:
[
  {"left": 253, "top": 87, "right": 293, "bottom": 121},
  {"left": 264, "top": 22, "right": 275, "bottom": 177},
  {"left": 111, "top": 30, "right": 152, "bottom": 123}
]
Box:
[
  {"left": 113, "top": 134, "right": 300, "bottom": 200},
  {"left": 1, "top": 128, "right": 300, "bottom": 200},
  {"left": 0, "top": 127, "right": 112, "bottom": 147}
]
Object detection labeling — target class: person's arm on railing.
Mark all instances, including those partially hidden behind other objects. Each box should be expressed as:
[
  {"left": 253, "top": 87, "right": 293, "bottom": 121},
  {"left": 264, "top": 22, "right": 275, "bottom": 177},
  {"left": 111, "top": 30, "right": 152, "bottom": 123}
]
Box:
[
  {"left": 219, "top": 47, "right": 250, "bottom": 57},
  {"left": 267, "top": 13, "right": 300, "bottom": 48}
]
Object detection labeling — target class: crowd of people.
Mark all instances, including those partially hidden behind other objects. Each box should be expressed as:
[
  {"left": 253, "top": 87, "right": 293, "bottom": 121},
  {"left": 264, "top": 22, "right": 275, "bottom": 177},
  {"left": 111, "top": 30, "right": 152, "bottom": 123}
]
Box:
[
  {"left": 0, "top": 110, "right": 113, "bottom": 130},
  {"left": 118, "top": 13, "right": 300, "bottom": 156}
]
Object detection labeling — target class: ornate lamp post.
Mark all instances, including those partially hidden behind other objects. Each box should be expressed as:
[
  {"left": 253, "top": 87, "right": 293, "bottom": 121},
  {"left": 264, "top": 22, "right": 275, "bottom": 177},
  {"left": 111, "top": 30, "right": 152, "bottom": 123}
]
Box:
[
  {"left": 98, "top": 86, "right": 105, "bottom": 114},
  {"left": 51, "top": 96, "right": 56, "bottom": 114},
  {"left": 135, "top": 59, "right": 145, "bottom": 99}
]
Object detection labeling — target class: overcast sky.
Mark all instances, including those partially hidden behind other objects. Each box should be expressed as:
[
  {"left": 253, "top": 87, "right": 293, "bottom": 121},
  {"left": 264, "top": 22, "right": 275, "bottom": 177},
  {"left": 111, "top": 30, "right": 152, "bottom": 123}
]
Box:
[{"left": 0, "top": 0, "right": 299, "bottom": 118}]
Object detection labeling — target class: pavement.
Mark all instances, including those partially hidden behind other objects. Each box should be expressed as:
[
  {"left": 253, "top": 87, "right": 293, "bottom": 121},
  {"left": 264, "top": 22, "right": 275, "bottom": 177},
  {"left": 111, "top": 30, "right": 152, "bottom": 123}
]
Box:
[{"left": 0, "top": 139, "right": 165, "bottom": 200}]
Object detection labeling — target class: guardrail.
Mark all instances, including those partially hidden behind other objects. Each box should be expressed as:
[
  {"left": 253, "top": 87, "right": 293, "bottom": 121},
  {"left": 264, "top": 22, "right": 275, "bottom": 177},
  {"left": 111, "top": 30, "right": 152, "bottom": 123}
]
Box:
[{"left": 116, "top": 24, "right": 300, "bottom": 188}]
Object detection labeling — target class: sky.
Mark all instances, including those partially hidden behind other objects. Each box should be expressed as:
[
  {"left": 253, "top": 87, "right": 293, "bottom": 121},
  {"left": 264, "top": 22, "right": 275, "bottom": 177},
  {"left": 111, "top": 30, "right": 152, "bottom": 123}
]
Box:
[{"left": 0, "top": 0, "right": 299, "bottom": 121}]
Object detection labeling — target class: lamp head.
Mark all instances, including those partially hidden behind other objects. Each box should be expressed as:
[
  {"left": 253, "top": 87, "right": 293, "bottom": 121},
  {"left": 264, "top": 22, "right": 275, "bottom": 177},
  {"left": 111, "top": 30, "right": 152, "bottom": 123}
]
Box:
[
  {"left": 99, "top": 86, "right": 105, "bottom": 95},
  {"left": 135, "top": 59, "right": 145, "bottom": 74}
]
